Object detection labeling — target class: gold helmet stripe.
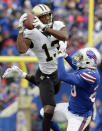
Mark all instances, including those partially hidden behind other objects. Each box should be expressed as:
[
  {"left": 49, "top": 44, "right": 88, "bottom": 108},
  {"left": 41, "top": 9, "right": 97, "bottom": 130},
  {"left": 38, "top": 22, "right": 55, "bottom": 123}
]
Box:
[
  {"left": 32, "top": 4, "right": 51, "bottom": 17},
  {"left": 39, "top": 4, "right": 50, "bottom": 12}
]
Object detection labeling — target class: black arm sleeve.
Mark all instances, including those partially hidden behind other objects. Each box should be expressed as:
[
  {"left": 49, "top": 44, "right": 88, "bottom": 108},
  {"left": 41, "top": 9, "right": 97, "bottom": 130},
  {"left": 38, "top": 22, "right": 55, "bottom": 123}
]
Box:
[{"left": 28, "top": 75, "right": 37, "bottom": 85}]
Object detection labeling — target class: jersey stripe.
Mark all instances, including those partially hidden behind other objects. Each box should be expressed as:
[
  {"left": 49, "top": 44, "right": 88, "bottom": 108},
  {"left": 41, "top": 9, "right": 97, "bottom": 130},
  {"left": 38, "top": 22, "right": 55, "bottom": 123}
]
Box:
[
  {"left": 79, "top": 117, "right": 87, "bottom": 131},
  {"left": 80, "top": 74, "right": 95, "bottom": 83},
  {"left": 82, "top": 72, "right": 96, "bottom": 80}
]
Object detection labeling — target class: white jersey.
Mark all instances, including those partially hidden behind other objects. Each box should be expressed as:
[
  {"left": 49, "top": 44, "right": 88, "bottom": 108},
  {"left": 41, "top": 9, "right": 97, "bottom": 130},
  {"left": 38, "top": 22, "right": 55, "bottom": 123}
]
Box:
[{"left": 24, "top": 21, "right": 66, "bottom": 74}]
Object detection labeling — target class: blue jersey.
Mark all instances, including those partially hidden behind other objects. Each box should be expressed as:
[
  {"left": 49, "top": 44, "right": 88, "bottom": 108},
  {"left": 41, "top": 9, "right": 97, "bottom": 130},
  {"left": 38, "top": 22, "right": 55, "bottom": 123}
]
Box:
[{"left": 58, "top": 56, "right": 100, "bottom": 117}]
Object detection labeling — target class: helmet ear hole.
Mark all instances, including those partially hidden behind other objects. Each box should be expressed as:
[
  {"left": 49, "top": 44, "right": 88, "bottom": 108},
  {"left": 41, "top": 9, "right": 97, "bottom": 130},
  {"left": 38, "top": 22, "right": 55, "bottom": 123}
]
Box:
[
  {"left": 86, "top": 62, "right": 90, "bottom": 64},
  {"left": 78, "top": 55, "right": 83, "bottom": 62},
  {"left": 49, "top": 13, "right": 52, "bottom": 16}
]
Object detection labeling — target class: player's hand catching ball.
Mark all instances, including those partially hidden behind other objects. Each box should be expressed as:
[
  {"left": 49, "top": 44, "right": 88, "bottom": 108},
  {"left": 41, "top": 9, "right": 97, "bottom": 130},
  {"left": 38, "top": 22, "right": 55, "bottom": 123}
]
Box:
[
  {"left": 2, "top": 66, "right": 27, "bottom": 79},
  {"left": 18, "top": 13, "right": 27, "bottom": 33},
  {"left": 57, "top": 41, "right": 68, "bottom": 58},
  {"left": 33, "top": 16, "right": 46, "bottom": 30}
]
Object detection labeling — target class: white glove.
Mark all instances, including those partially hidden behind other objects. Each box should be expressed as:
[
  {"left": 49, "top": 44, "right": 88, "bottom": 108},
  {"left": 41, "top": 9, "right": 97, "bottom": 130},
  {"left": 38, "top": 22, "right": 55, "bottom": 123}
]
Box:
[
  {"left": 2, "top": 66, "right": 27, "bottom": 79},
  {"left": 33, "top": 16, "right": 46, "bottom": 30},
  {"left": 18, "top": 13, "right": 27, "bottom": 33},
  {"left": 57, "top": 41, "right": 68, "bottom": 58}
]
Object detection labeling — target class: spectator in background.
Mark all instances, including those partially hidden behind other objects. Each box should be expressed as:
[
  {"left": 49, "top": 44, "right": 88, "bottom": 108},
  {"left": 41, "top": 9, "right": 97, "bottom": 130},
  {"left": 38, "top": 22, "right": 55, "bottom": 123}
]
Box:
[
  {"left": 66, "top": 15, "right": 75, "bottom": 32},
  {"left": 1, "top": 39, "right": 19, "bottom": 56},
  {"left": 31, "top": 103, "right": 41, "bottom": 131},
  {"left": 0, "top": 0, "right": 102, "bottom": 58},
  {"left": 8, "top": 83, "right": 19, "bottom": 100},
  {"left": 94, "top": 16, "right": 102, "bottom": 33}
]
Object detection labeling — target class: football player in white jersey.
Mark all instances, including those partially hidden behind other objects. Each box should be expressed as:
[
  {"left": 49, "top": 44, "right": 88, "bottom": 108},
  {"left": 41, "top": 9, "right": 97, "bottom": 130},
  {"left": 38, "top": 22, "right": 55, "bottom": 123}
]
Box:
[{"left": 17, "top": 4, "right": 68, "bottom": 131}]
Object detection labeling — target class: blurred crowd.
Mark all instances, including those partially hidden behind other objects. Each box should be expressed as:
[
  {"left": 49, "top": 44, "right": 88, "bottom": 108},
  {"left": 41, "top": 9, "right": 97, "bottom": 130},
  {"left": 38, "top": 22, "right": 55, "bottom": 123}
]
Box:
[
  {"left": 0, "top": 0, "right": 102, "bottom": 131},
  {"left": 0, "top": 0, "right": 102, "bottom": 56}
]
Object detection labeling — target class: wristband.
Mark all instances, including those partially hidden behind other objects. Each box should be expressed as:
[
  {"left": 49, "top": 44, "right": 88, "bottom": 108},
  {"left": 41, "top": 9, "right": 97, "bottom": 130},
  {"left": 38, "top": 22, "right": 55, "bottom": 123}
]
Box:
[
  {"left": 22, "top": 72, "right": 27, "bottom": 78},
  {"left": 19, "top": 30, "right": 23, "bottom": 33},
  {"left": 42, "top": 25, "right": 49, "bottom": 32},
  {"left": 64, "top": 53, "right": 68, "bottom": 58},
  {"left": 18, "top": 27, "right": 24, "bottom": 33}
]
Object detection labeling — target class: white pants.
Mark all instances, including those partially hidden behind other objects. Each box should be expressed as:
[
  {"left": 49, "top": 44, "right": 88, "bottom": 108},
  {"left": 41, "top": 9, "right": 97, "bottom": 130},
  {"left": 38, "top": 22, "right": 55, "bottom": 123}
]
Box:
[{"left": 40, "top": 103, "right": 91, "bottom": 131}]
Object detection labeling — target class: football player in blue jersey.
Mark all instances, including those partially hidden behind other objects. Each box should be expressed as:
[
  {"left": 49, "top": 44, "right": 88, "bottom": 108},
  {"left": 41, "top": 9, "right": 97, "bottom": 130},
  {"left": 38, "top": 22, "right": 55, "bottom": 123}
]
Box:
[
  {"left": 3, "top": 47, "right": 101, "bottom": 131},
  {"left": 40, "top": 47, "right": 101, "bottom": 131}
]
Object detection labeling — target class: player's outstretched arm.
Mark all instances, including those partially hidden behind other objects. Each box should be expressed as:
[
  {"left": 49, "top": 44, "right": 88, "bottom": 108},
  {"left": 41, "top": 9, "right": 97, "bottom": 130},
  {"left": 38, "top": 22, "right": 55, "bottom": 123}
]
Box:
[
  {"left": 2, "top": 66, "right": 27, "bottom": 79},
  {"left": 57, "top": 56, "right": 82, "bottom": 86},
  {"left": 65, "top": 55, "right": 78, "bottom": 70},
  {"left": 2, "top": 66, "right": 37, "bottom": 85},
  {"left": 57, "top": 42, "right": 78, "bottom": 70}
]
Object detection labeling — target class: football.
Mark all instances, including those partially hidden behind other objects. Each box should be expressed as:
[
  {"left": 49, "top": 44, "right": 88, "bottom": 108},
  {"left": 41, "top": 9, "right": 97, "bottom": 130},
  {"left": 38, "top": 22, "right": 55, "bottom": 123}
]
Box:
[{"left": 23, "top": 13, "right": 34, "bottom": 30}]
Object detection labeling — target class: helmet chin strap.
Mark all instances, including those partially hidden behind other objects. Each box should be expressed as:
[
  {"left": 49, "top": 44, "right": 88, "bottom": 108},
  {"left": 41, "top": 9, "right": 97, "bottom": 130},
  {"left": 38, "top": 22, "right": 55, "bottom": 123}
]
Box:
[
  {"left": 46, "top": 13, "right": 53, "bottom": 27},
  {"left": 47, "top": 22, "right": 53, "bottom": 27},
  {"left": 77, "top": 61, "right": 97, "bottom": 69}
]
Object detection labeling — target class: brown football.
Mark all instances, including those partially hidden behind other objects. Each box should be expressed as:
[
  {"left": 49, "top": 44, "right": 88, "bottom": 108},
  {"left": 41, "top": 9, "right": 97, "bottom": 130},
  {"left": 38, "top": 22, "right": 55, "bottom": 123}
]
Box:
[{"left": 23, "top": 13, "right": 34, "bottom": 30}]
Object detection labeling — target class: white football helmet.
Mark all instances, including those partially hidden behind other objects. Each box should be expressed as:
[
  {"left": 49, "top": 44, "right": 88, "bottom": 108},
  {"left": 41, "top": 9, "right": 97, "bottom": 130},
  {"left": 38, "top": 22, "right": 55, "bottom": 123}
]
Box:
[
  {"left": 32, "top": 4, "right": 52, "bottom": 27},
  {"left": 74, "top": 47, "right": 101, "bottom": 69}
]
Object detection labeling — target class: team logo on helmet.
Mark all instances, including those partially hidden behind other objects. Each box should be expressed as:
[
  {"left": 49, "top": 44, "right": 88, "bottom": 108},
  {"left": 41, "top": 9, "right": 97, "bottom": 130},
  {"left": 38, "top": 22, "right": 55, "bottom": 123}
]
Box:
[{"left": 86, "top": 50, "right": 97, "bottom": 64}]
